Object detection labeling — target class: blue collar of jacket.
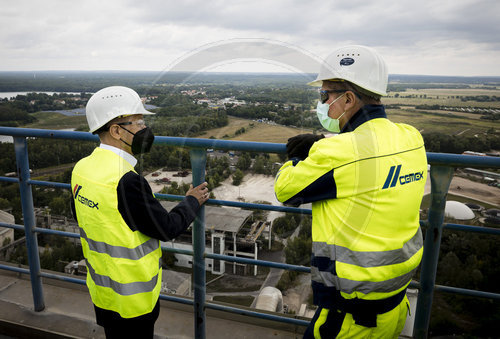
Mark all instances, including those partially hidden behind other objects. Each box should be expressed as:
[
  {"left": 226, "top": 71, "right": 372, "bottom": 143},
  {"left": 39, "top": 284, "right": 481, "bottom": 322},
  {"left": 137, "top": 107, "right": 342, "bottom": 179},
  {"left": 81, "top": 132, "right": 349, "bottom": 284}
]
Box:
[{"left": 340, "top": 105, "right": 387, "bottom": 134}]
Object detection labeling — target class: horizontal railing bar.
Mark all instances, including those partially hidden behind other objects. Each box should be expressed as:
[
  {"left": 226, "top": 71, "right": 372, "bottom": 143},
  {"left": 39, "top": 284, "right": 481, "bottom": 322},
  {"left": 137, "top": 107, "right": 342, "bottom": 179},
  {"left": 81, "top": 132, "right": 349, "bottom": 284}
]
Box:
[
  {"left": 0, "top": 263, "right": 311, "bottom": 327},
  {"left": 3, "top": 220, "right": 499, "bottom": 268},
  {"left": 7, "top": 181, "right": 499, "bottom": 235},
  {"left": 0, "top": 222, "right": 25, "bottom": 231},
  {"left": 34, "top": 227, "right": 80, "bottom": 239},
  {"left": 161, "top": 246, "right": 194, "bottom": 256},
  {"left": 3, "top": 183, "right": 497, "bottom": 233},
  {"left": 154, "top": 136, "right": 284, "bottom": 154},
  {"left": 203, "top": 199, "right": 311, "bottom": 214},
  {"left": 396, "top": 281, "right": 499, "bottom": 300},
  {"left": 1, "top": 127, "right": 499, "bottom": 168},
  {"left": 408, "top": 281, "right": 420, "bottom": 289},
  {"left": 444, "top": 223, "right": 500, "bottom": 235},
  {"left": 0, "top": 264, "right": 86, "bottom": 286},
  {"left": 28, "top": 180, "right": 71, "bottom": 190},
  {"left": 434, "top": 284, "right": 500, "bottom": 300},
  {"left": 0, "top": 176, "right": 20, "bottom": 183},
  {"left": 39, "top": 271, "right": 86, "bottom": 285},
  {"left": 205, "top": 302, "right": 310, "bottom": 327},
  {"left": 419, "top": 220, "right": 500, "bottom": 235},
  {"left": 0, "top": 224, "right": 308, "bottom": 271},
  {"left": 155, "top": 193, "right": 312, "bottom": 214},
  {"left": 206, "top": 253, "right": 311, "bottom": 273},
  {"left": 0, "top": 264, "right": 29, "bottom": 275},
  {"left": 159, "top": 293, "right": 310, "bottom": 327},
  {"left": 0, "top": 127, "right": 99, "bottom": 142},
  {"left": 0, "top": 176, "right": 311, "bottom": 216},
  {"left": 159, "top": 293, "right": 195, "bottom": 306},
  {"left": 162, "top": 247, "right": 311, "bottom": 272},
  {"left": 427, "top": 152, "right": 500, "bottom": 169}
]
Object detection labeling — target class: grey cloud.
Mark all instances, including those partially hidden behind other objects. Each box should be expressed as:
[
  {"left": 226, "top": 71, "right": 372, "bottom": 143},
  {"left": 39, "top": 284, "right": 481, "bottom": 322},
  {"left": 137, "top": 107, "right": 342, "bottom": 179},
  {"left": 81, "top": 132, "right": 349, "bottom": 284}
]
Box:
[
  {"left": 0, "top": 0, "right": 498, "bottom": 75},
  {"left": 129, "top": 0, "right": 315, "bottom": 35},
  {"left": 127, "top": 0, "right": 500, "bottom": 51}
]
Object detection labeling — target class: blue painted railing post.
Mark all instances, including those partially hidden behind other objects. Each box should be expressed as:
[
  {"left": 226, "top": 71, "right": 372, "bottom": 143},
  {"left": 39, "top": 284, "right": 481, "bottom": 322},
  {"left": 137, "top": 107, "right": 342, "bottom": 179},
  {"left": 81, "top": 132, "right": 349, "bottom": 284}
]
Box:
[
  {"left": 13, "top": 137, "right": 45, "bottom": 312},
  {"left": 190, "top": 148, "right": 207, "bottom": 339},
  {"left": 414, "top": 165, "right": 454, "bottom": 338}
]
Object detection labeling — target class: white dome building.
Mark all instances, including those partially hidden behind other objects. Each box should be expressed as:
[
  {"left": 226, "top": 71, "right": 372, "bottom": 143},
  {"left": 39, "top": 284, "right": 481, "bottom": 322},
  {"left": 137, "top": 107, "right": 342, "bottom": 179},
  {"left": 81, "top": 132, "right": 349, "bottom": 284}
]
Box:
[{"left": 445, "top": 201, "right": 475, "bottom": 220}]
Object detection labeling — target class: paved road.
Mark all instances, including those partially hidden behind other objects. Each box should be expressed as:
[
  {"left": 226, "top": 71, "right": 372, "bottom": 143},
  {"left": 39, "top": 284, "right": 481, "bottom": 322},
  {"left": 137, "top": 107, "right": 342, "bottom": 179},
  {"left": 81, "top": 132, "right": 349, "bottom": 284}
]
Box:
[{"left": 249, "top": 249, "right": 285, "bottom": 308}]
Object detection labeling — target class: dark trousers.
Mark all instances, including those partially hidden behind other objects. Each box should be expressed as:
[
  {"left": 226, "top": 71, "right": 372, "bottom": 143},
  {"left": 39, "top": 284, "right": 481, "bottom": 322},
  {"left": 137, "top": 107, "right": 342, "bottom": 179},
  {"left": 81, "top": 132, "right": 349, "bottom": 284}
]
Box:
[{"left": 94, "top": 300, "right": 160, "bottom": 339}]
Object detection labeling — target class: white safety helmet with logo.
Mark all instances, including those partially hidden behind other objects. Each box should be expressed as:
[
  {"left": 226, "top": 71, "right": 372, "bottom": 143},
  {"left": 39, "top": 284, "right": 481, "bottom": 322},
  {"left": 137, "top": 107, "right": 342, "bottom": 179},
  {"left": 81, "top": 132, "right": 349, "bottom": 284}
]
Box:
[
  {"left": 308, "top": 45, "right": 388, "bottom": 96},
  {"left": 86, "top": 86, "right": 155, "bottom": 134}
]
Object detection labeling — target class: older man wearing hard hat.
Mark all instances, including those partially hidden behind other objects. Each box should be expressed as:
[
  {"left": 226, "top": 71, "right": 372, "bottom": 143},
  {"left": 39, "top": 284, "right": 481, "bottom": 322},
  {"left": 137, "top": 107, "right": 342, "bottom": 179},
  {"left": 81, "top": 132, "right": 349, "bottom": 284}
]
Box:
[
  {"left": 71, "top": 86, "right": 209, "bottom": 338},
  {"left": 274, "top": 45, "right": 427, "bottom": 338}
]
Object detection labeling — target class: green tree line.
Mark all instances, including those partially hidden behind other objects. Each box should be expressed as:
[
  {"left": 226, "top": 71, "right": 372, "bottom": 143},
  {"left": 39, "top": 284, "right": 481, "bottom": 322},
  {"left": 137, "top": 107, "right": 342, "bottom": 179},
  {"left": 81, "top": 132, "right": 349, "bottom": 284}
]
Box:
[
  {"left": 423, "top": 132, "right": 500, "bottom": 154},
  {"left": 0, "top": 102, "right": 37, "bottom": 126},
  {"left": 2, "top": 92, "right": 91, "bottom": 113}
]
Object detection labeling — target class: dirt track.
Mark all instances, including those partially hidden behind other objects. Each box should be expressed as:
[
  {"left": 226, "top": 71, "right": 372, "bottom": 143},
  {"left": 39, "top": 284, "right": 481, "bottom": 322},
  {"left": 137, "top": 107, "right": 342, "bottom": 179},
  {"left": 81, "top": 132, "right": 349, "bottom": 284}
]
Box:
[{"left": 424, "top": 174, "right": 500, "bottom": 207}]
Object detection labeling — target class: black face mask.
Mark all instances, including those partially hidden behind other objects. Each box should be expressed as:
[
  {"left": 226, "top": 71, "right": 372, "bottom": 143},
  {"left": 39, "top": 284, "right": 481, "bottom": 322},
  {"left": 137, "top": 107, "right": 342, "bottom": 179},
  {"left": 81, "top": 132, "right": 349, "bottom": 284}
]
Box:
[{"left": 119, "top": 126, "right": 155, "bottom": 155}]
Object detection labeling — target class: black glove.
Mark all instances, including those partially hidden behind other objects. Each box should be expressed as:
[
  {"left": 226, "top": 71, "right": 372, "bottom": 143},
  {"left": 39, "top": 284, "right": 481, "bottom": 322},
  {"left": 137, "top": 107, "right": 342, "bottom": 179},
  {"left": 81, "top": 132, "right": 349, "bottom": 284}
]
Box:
[{"left": 286, "top": 134, "right": 325, "bottom": 160}]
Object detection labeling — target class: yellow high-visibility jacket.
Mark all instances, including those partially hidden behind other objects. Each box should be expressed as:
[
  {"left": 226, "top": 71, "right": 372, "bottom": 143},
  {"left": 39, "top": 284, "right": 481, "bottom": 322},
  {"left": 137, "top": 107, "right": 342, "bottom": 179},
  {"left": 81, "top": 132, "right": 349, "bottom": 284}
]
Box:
[
  {"left": 275, "top": 105, "right": 427, "bottom": 306},
  {"left": 72, "top": 147, "right": 162, "bottom": 318}
]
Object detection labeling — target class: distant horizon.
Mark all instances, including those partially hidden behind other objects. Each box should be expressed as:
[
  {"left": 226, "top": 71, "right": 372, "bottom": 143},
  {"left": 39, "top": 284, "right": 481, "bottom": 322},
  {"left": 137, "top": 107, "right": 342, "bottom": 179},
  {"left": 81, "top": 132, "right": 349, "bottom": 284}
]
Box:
[{"left": 0, "top": 70, "right": 499, "bottom": 80}]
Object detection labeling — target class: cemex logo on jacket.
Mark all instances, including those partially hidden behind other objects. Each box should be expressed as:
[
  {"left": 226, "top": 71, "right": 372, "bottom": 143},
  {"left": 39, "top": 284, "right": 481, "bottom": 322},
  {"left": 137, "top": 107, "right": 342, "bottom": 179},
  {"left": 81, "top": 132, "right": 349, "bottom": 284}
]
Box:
[
  {"left": 73, "top": 184, "right": 99, "bottom": 209},
  {"left": 382, "top": 165, "right": 424, "bottom": 189}
]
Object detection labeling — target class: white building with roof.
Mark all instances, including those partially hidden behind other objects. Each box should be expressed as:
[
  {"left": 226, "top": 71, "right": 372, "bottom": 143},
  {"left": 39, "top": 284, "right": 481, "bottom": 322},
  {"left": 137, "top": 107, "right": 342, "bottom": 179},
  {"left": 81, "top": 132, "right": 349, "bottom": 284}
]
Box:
[
  {"left": 445, "top": 201, "right": 475, "bottom": 220},
  {"left": 160, "top": 202, "right": 262, "bottom": 275}
]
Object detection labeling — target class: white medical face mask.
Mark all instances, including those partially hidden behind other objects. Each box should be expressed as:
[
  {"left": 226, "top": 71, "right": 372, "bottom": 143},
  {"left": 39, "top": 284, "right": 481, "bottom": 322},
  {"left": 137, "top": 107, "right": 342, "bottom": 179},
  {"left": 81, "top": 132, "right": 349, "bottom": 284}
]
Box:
[{"left": 316, "top": 93, "right": 346, "bottom": 133}]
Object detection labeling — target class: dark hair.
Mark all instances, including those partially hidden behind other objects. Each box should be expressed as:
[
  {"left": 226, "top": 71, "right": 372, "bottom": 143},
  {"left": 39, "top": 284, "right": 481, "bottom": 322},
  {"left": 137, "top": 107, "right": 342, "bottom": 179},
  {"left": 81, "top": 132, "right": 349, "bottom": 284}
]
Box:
[
  {"left": 93, "top": 125, "right": 108, "bottom": 135},
  {"left": 92, "top": 115, "right": 129, "bottom": 135}
]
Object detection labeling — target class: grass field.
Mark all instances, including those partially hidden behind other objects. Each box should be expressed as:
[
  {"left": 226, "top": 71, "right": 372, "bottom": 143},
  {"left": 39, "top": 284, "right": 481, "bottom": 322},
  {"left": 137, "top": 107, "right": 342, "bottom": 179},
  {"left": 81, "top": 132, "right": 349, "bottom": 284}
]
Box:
[
  {"left": 194, "top": 110, "right": 496, "bottom": 141},
  {"left": 25, "top": 112, "right": 87, "bottom": 130},
  {"left": 196, "top": 117, "right": 313, "bottom": 144},
  {"left": 385, "top": 87, "right": 500, "bottom": 108},
  {"left": 386, "top": 108, "right": 497, "bottom": 136},
  {"left": 193, "top": 85, "right": 499, "bottom": 141}
]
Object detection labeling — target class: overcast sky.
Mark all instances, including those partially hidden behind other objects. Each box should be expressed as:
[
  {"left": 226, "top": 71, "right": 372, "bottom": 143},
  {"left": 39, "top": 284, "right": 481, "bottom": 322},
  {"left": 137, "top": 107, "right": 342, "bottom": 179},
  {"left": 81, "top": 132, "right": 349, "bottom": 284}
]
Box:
[{"left": 1, "top": 0, "right": 499, "bottom": 76}]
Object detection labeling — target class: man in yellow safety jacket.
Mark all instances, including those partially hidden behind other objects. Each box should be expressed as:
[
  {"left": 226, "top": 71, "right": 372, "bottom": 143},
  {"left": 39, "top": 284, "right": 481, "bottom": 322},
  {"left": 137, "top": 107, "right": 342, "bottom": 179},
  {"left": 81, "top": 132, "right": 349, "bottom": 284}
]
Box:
[
  {"left": 71, "top": 86, "right": 209, "bottom": 338},
  {"left": 274, "top": 45, "right": 427, "bottom": 338}
]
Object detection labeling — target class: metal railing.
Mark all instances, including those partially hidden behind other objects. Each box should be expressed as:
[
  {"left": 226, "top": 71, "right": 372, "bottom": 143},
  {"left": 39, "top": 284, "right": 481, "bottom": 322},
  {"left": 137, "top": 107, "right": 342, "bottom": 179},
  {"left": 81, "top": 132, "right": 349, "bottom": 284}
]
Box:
[{"left": 0, "top": 126, "right": 499, "bottom": 339}]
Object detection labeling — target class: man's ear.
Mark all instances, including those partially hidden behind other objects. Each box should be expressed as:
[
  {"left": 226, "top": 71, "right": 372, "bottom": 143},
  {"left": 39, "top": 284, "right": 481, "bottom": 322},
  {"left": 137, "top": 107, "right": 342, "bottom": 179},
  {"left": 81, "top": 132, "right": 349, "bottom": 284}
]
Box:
[
  {"left": 108, "top": 124, "right": 121, "bottom": 140},
  {"left": 343, "top": 91, "right": 358, "bottom": 110},
  {"left": 345, "top": 91, "right": 356, "bottom": 104}
]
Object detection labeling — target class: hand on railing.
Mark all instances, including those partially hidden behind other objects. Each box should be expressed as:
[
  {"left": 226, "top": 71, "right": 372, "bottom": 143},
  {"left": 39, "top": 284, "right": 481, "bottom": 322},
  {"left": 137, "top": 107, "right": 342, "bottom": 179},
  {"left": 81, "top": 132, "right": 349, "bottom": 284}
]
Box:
[
  {"left": 286, "top": 133, "right": 325, "bottom": 160},
  {"left": 187, "top": 182, "right": 209, "bottom": 206}
]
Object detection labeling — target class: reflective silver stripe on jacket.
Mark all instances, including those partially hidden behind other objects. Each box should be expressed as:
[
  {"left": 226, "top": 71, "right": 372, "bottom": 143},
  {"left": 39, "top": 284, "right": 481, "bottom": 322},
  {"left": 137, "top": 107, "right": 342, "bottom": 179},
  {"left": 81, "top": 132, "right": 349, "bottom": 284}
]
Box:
[
  {"left": 311, "top": 265, "right": 418, "bottom": 295},
  {"left": 86, "top": 259, "right": 159, "bottom": 296},
  {"left": 312, "top": 227, "right": 422, "bottom": 268},
  {"left": 80, "top": 228, "right": 159, "bottom": 260}
]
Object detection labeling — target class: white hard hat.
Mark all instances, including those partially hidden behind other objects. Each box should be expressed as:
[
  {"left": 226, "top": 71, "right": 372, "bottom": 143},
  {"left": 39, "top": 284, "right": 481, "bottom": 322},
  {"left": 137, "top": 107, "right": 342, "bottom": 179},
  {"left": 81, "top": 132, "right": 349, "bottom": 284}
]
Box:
[
  {"left": 308, "top": 45, "right": 388, "bottom": 96},
  {"left": 86, "top": 86, "right": 155, "bottom": 133}
]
